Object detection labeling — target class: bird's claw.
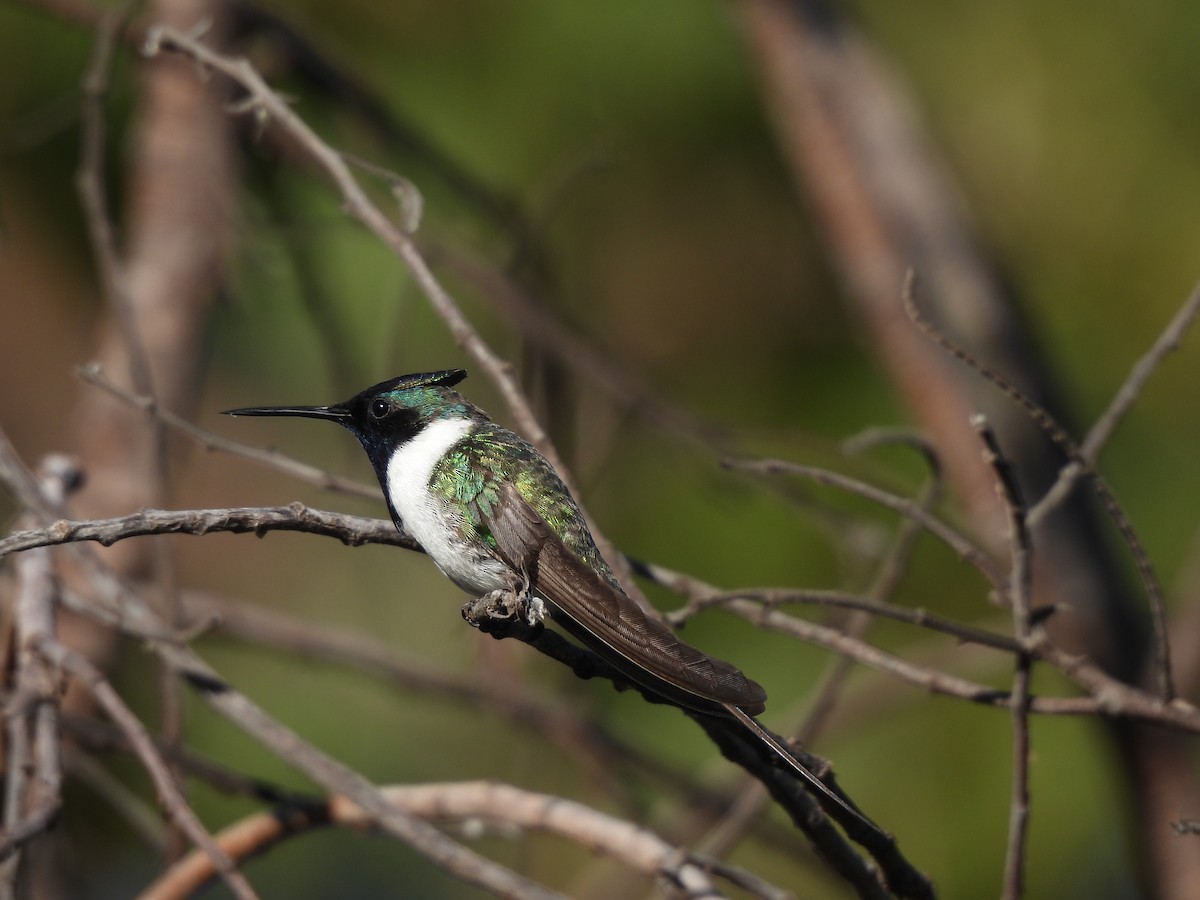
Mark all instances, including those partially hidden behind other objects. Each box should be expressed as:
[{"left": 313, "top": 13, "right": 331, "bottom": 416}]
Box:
[{"left": 462, "top": 588, "right": 546, "bottom": 633}]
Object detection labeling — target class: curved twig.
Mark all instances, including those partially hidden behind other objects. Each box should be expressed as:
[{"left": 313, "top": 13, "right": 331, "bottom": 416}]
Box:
[{"left": 139, "top": 782, "right": 742, "bottom": 900}]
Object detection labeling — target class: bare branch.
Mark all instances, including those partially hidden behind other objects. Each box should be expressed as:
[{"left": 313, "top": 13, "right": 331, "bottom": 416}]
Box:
[
  {"left": 0, "top": 505, "right": 413, "bottom": 561},
  {"left": 698, "top": 455, "right": 945, "bottom": 861},
  {"left": 636, "top": 560, "right": 1200, "bottom": 733},
  {"left": 141, "top": 782, "right": 741, "bottom": 900},
  {"left": 77, "top": 363, "right": 380, "bottom": 501},
  {"left": 1031, "top": 281, "right": 1200, "bottom": 523},
  {"left": 973, "top": 417, "right": 1034, "bottom": 900},
  {"left": 0, "top": 457, "right": 77, "bottom": 887},
  {"left": 670, "top": 587, "right": 1021, "bottom": 654}
]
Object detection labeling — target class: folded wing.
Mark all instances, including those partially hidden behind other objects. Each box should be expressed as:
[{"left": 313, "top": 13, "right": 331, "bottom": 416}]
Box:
[{"left": 485, "top": 482, "right": 767, "bottom": 716}]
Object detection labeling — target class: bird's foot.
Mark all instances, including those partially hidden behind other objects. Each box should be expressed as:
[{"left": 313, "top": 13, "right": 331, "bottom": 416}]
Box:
[{"left": 462, "top": 588, "right": 546, "bottom": 634}]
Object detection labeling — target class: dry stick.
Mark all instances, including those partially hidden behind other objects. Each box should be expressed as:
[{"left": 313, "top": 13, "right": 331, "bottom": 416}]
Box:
[
  {"left": 797, "top": 429, "right": 947, "bottom": 741},
  {"left": 2, "top": 445, "right": 214, "bottom": 896},
  {"left": 61, "top": 712, "right": 320, "bottom": 813},
  {"left": 139, "top": 782, "right": 752, "bottom": 900},
  {"left": 673, "top": 588, "right": 1020, "bottom": 655},
  {"left": 77, "top": 363, "right": 380, "bottom": 501},
  {"left": 637, "top": 559, "right": 1200, "bottom": 732},
  {"left": 65, "top": 681, "right": 797, "bottom": 898},
  {"left": 1031, "top": 281, "right": 1200, "bottom": 525},
  {"left": 902, "top": 273, "right": 1174, "bottom": 701},
  {"left": 430, "top": 240, "right": 726, "bottom": 454},
  {"left": 85, "top": 604, "right": 566, "bottom": 900},
  {"left": 1, "top": 503, "right": 1029, "bottom": 723},
  {"left": 974, "top": 418, "right": 1035, "bottom": 900},
  {"left": 77, "top": 591, "right": 699, "bottom": 824},
  {"left": 77, "top": 1, "right": 151, "bottom": 399},
  {"left": 700, "top": 439, "right": 943, "bottom": 859},
  {"left": 0, "top": 460, "right": 76, "bottom": 890},
  {"left": 77, "top": 0, "right": 187, "bottom": 828},
  {"left": 0, "top": 506, "right": 411, "bottom": 561},
  {"left": 77, "top": 0, "right": 209, "bottom": 865},
  {"left": 33, "top": 639, "right": 259, "bottom": 900},
  {"left": 795, "top": 464, "right": 945, "bottom": 746}
]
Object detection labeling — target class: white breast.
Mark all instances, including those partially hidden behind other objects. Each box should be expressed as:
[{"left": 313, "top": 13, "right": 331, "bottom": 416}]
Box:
[{"left": 384, "top": 417, "right": 508, "bottom": 594}]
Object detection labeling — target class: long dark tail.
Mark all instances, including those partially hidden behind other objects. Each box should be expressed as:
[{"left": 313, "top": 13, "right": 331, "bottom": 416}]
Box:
[{"left": 724, "top": 703, "right": 876, "bottom": 833}]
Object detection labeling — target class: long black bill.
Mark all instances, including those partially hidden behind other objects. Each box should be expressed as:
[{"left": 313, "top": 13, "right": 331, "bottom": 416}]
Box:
[{"left": 222, "top": 405, "right": 351, "bottom": 422}]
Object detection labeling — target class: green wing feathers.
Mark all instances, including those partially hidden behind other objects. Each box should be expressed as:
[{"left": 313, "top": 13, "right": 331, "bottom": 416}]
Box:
[{"left": 429, "top": 424, "right": 617, "bottom": 585}]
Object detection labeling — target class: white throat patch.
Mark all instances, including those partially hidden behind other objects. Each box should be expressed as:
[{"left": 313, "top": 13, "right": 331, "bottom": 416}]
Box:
[{"left": 384, "top": 416, "right": 473, "bottom": 558}]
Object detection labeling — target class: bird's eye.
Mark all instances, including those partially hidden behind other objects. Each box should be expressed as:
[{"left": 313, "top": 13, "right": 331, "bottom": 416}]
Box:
[{"left": 370, "top": 399, "right": 391, "bottom": 419}]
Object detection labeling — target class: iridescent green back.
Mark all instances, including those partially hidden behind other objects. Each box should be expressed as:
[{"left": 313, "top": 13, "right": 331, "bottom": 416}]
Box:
[{"left": 429, "top": 423, "right": 619, "bottom": 588}]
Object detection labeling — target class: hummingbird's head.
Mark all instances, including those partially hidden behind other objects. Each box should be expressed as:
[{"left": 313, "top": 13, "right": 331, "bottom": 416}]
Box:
[{"left": 224, "top": 368, "right": 476, "bottom": 474}]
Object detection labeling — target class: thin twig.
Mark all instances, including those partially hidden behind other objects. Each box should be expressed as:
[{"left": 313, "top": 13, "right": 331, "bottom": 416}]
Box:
[
  {"left": 6, "top": 491, "right": 1197, "bottom": 734},
  {"left": 77, "top": 0, "right": 152, "bottom": 402},
  {"left": 135, "top": 27, "right": 552, "bottom": 484},
  {"left": 903, "top": 272, "right": 1174, "bottom": 701},
  {"left": 636, "top": 559, "right": 1200, "bottom": 733},
  {"left": 429, "top": 239, "right": 727, "bottom": 453},
  {"left": 77, "top": 363, "right": 380, "bottom": 500},
  {"left": 61, "top": 713, "right": 318, "bottom": 812},
  {"left": 699, "top": 457, "right": 942, "bottom": 860},
  {"left": 974, "top": 417, "right": 1034, "bottom": 900},
  {"left": 76, "top": 3, "right": 191, "bottom": 860},
  {"left": 670, "top": 587, "right": 1021, "bottom": 654},
  {"left": 1031, "top": 281, "right": 1200, "bottom": 524}
]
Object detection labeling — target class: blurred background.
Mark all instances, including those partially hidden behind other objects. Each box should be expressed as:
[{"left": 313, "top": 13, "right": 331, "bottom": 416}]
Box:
[{"left": 2, "top": 0, "right": 1199, "bottom": 897}]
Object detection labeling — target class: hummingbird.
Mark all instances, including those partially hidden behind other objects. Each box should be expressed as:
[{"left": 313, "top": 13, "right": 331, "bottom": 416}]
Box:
[{"left": 226, "top": 369, "right": 869, "bottom": 827}]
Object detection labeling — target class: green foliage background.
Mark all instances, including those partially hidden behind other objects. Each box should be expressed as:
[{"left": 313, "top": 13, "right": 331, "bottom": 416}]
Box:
[{"left": 2, "top": 1, "right": 1199, "bottom": 897}]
